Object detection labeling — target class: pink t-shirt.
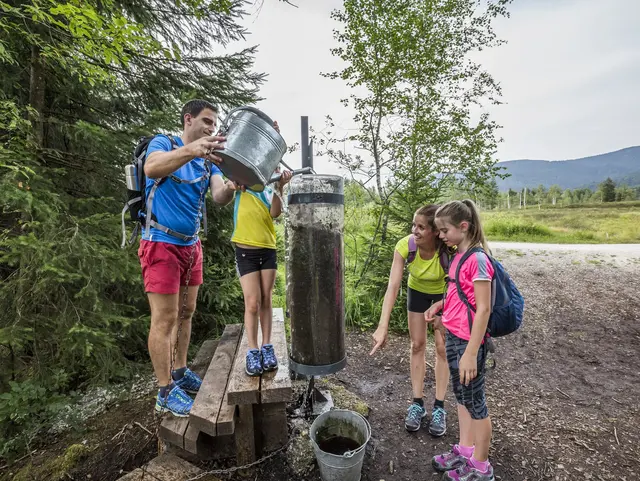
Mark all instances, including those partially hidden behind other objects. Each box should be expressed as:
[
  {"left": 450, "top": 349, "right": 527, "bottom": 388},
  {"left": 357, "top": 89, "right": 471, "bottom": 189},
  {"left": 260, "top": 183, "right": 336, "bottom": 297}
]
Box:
[{"left": 442, "top": 250, "right": 495, "bottom": 341}]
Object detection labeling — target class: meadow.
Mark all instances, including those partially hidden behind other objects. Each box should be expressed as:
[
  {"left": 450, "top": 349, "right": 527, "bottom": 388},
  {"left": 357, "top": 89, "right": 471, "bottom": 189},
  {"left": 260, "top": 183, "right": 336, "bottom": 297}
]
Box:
[{"left": 482, "top": 201, "right": 640, "bottom": 244}]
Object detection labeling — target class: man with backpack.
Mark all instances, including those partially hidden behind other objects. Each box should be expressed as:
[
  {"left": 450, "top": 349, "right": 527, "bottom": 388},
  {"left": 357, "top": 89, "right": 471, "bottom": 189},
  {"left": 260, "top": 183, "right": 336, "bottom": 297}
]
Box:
[{"left": 138, "top": 99, "right": 240, "bottom": 417}]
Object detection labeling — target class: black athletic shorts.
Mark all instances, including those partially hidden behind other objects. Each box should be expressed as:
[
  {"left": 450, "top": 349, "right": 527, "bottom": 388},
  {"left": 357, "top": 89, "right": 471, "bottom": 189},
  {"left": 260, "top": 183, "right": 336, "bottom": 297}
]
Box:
[
  {"left": 235, "top": 246, "right": 277, "bottom": 277},
  {"left": 407, "top": 287, "right": 443, "bottom": 314},
  {"left": 446, "top": 331, "right": 489, "bottom": 420}
]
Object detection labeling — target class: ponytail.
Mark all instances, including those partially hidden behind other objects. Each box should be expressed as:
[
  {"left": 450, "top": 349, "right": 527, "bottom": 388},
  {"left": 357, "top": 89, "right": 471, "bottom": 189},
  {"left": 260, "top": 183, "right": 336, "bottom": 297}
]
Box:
[
  {"left": 461, "top": 199, "right": 490, "bottom": 253},
  {"left": 435, "top": 199, "right": 490, "bottom": 253}
]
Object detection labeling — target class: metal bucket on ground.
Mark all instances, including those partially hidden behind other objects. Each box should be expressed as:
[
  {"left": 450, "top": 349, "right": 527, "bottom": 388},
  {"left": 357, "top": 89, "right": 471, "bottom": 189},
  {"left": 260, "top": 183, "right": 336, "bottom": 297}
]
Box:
[
  {"left": 309, "top": 409, "right": 371, "bottom": 481},
  {"left": 216, "top": 106, "right": 287, "bottom": 192}
]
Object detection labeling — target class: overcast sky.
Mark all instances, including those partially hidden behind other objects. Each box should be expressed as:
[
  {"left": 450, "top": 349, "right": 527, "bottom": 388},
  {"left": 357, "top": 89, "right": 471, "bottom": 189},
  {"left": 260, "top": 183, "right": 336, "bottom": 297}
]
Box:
[{"left": 232, "top": 0, "right": 639, "bottom": 173}]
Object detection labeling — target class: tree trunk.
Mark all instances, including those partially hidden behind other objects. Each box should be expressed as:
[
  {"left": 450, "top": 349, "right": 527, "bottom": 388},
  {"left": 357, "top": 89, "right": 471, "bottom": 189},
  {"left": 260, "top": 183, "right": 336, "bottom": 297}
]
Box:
[{"left": 29, "top": 44, "right": 46, "bottom": 147}]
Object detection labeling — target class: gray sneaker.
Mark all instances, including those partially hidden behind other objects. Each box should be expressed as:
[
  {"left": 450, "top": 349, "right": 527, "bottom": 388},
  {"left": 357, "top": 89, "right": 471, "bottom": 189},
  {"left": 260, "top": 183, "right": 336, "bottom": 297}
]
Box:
[
  {"left": 443, "top": 461, "right": 495, "bottom": 481},
  {"left": 404, "top": 402, "right": 426, "bottom": 432},
  {"left": 429, "top": 406, "right": 447, "bottom": 437}
]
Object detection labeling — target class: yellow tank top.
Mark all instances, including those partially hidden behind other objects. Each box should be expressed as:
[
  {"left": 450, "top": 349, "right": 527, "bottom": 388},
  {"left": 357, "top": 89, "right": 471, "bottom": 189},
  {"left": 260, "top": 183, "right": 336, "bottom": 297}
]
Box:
[
  {"left": 231, "top": 188, "right": 277, "bottom": 249},
  {"left": 395, "top": 235, "right": 446, "bottom": 294}
]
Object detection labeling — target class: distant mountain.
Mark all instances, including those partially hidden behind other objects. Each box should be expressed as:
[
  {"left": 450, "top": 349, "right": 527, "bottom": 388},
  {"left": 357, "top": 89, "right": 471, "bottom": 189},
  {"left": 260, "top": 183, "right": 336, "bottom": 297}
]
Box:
[{"left": 495, "top": 146, "right": 640, "bottom": 191}]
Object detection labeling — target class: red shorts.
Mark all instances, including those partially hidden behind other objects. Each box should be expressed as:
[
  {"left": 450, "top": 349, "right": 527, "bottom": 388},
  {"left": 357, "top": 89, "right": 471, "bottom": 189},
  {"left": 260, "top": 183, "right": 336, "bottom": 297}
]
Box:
[{"left": 138, "top": 240, "right": 203, "bottom": 294}]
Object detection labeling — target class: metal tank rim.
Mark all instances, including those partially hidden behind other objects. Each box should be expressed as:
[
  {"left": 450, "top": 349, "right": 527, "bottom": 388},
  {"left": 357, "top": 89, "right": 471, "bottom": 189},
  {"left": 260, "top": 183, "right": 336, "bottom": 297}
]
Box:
[{"left": 289, "top": 356, "right": 347, "bottom": 376}]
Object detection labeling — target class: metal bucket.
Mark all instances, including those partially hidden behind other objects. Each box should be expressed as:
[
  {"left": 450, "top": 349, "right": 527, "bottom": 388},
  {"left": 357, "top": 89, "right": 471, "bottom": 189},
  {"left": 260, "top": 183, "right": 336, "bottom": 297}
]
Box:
[
  {"left": 310, "top": 409, "right": 371, "bottom": 481},
  {"left": 216, "top": 106, "right": 287, "bottom": 192}
]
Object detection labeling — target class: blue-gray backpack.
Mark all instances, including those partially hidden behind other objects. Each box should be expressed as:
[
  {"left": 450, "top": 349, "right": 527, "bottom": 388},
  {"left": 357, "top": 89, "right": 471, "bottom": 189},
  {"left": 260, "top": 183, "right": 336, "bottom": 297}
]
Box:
[{"left": 452, "top": 247, "right": 525, "bottom": 338}]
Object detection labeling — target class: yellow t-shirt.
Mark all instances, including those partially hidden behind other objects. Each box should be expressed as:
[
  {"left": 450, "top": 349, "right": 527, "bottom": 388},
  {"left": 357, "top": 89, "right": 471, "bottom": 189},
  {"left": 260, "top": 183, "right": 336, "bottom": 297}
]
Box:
[
  {"left": 395, "top": 235, "right": 446, "bottom": 295},
  {"left": 231, "top": 187, "right": 277, "bottom": 249}
]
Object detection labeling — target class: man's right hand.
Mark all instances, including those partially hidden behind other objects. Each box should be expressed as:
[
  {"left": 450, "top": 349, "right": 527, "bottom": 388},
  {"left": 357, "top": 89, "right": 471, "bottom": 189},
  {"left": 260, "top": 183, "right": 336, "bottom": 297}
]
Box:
[
  {"left": 369, "top": 326, "right": 388, "bottom": 356},
  {"left": 189, "top": 135, "right": 226, "bottom": 164}
]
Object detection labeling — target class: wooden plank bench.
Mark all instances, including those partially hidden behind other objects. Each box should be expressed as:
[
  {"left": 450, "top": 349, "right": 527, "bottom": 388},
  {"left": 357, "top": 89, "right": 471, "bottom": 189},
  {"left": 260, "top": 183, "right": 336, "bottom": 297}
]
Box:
[
  {"left": 159, "top": 323, "right": 242, "bottom": 456},
  {"left": 226, "top": 308, "right": 292, "bottom": 463}
]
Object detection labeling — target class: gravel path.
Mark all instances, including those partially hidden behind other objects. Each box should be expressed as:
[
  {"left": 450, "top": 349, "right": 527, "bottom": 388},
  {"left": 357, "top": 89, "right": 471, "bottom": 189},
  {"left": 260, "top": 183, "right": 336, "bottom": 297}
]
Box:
[{"left": 492, "top": 241, "right": 640, "bottom": 255}]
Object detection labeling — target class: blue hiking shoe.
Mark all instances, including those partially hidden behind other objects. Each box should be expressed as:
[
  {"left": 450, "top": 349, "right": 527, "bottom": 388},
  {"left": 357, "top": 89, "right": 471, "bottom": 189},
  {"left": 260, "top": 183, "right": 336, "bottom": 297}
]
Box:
[
  {"left": 261, "top": 344, "right": 278, "bottom": 372},
  {"left": 173, "top": 368, "right": 202, "bottom": 394},
  {"left": 245, "top": 349, "right": 263, "bottom": 377},
  {"left": 404, "top": 402, "right": 427, "bottom": 432},
  {"left": 155, "top": 385, "right": 193, "bottom": 418},
  {"left": 429, "top": 406, "right": 447, "bottom": 437}
]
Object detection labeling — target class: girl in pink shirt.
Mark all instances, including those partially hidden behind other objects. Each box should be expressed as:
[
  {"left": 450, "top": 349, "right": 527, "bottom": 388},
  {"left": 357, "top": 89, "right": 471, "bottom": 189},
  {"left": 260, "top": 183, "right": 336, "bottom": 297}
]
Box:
[{"left": 425, "top": 199, "right": 495, "bottom": 481}]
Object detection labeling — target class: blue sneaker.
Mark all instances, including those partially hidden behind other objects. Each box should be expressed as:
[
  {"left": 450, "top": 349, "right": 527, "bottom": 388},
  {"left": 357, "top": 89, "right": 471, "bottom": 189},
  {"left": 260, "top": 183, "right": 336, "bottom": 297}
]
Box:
[
  {"left": 245, "top": 349, "right": 263, "bottom": 376},
  {"left": 155, "top": 385, "right": 193, "bottom": 417},
  {"left": 404, "top": 402, "right": 427, "bottom": 432},
  {"left": 261, "top": 344, "right": 278, "bottom": 372},
  {"left": 173, "top": 368, "right": 202, "bottom": 394},
  {"left": 429, "top": 406, "right": 447, "bottom": 437}
]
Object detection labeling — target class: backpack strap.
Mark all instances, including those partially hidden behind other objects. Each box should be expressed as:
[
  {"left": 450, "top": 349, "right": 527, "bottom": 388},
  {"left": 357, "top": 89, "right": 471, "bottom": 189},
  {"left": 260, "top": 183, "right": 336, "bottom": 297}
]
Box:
[
  {"left": 438, "top": 247, "right": 450, "bottom": 280},
  {"left": 452, "top": 246, "right": 485, "bottom": 334},
  {"left": 406, "top": 235, "right": 417, "bottom": 265},
  {"left": 121, "top": 196, "right": 142, "bottom": 248}
]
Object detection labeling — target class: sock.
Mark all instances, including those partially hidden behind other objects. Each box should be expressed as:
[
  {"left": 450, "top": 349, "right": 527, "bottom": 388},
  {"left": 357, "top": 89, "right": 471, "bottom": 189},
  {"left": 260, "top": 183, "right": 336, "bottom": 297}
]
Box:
[
  {"left": 158, "top": 382, "right": 175, "bottom": 398},
  {"left": 172, "top": 366, "right": 187, "bottom": 381},
  {"left": 434, "top": 399, "right": 445, "bottom": 410},
  {"left": 457, "top": 444, "right": 474, "bottom": 458},
  {"left": 470, "top": 456, "right": 490, "bottom": 472},
  {"left": 412, "top": 398, "right": 424, "bottom": 407}
]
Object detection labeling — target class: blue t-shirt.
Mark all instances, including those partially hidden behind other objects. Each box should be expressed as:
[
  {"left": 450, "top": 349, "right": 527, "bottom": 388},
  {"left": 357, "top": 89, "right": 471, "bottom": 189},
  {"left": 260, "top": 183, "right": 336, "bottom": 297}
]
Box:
[{"left": 142, "top": 135, "right": 222, "bottom": 246}]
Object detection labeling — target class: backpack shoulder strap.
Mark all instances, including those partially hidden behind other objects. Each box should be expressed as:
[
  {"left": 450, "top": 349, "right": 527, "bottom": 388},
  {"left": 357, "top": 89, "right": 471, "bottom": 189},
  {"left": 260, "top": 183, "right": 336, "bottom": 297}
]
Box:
[
  {"left": 439, "top": 247, "right": 450, "bottom": 278},
  {"left": 406, "top": 235, "right": 417, "bottom": 265},
  {"left": 454, "top": 246, "right": 485, "bottom": 333}
]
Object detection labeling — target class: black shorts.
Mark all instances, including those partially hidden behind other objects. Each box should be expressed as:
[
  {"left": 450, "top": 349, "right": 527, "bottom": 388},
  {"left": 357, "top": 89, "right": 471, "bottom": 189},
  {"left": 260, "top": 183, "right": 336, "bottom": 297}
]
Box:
[
  {"left": 407, "top": 288, "right": 443, "bottom": 313},
  {"left": 235, "top": 246, "right": 277, "bottom": 277},
  {"left": 446, "top": 331, "right": 488, "bottom": 420}
]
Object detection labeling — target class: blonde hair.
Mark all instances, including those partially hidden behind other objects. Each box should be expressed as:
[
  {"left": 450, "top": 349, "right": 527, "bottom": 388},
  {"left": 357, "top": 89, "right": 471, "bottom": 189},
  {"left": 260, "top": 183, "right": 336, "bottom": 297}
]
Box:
[{"left": 435, "top": 199, "right": 489, "bottom": 252}]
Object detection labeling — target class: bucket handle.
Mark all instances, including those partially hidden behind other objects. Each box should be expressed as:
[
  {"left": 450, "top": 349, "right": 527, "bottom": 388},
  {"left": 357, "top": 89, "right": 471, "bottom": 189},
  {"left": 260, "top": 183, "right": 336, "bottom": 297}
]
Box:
[
  {"left": 342, "top": 412, "right": 372, "bottom": 459},
  {"left": 219, "top": 105, "right": 275, "bottom": 134}
]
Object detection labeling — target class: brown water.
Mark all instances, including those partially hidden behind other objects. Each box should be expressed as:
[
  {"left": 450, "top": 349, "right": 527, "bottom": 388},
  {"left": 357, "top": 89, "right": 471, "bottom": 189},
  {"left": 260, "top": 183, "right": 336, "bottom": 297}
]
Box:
[{"left": 317, "top": 436, "right": 361, "bottom": 456}]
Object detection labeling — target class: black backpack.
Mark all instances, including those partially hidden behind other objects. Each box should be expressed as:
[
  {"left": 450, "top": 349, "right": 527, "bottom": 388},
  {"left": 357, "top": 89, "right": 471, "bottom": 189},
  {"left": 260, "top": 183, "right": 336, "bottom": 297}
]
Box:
[{"left": 121, "top": 134, "right": 210, "bottom": 248}]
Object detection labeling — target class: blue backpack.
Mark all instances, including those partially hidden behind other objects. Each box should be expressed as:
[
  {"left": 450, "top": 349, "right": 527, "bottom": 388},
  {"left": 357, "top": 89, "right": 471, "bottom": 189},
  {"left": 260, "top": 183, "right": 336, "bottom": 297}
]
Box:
[{"left": 452, "top": 247, "right": 524, "bottom": 338}]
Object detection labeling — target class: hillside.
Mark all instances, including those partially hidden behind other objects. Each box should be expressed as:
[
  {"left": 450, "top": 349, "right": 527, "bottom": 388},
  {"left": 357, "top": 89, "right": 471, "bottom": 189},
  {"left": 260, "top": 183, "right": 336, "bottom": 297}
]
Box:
[{"left": 495, "top": 146, "right": 640, "bottom": 191}]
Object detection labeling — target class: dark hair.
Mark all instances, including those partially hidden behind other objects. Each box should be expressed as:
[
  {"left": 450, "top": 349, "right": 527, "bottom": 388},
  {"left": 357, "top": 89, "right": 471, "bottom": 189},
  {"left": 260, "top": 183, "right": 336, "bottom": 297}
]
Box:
[
  {"left": 181, "top": 99, "right": 218, "bottom": 127},
  {"left": 435, "top": 199, "right": 489, "bottom": 252},
  {"left": 414, "top": 204, "right": 445, "bottom": 252}
]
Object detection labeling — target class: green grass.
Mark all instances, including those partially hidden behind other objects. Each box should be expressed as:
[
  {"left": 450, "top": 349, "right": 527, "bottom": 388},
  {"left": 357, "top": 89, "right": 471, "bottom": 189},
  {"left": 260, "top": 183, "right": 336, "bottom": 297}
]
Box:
[{"left": 482, "top": 202, "right": 640, "bottom": 244}]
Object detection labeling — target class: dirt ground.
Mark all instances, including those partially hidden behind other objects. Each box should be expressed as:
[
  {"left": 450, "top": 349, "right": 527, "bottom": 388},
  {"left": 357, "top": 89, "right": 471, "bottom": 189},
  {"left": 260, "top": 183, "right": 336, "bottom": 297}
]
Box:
[{"left": 4, "top": 248, "right": 640, "bottom": 481}]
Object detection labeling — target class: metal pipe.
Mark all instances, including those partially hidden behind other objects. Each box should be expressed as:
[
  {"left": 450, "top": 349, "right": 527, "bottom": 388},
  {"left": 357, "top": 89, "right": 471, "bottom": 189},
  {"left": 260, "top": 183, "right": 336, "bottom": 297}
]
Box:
[
  {"left": 301, "top": 116, "right": 310, "bottom": 169},
  {"left": 267, "top": 167, "right": 314, "bottom": 185}
]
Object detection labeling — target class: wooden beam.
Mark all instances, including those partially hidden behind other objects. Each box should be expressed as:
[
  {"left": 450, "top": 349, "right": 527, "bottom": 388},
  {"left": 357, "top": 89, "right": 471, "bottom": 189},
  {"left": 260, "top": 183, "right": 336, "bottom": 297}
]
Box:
[
  {"left": 260, "top": 308, "right": 292, "bottom": 404},
  {"left": 226, "top": 326, "right": 260, "bottom": 405},
  {"left": 159, "top": 339, "right": 219, "bottom": 449},
  {"left": 189, "top": 324, "right": 242, "bottom": 436}
]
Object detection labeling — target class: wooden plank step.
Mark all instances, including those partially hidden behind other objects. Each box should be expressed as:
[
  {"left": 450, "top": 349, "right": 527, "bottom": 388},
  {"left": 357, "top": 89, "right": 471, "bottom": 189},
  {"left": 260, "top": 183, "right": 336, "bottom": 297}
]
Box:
[
  {"left": 159, "top": 339, "right": 219, "bottom": 449},
  {"left": 116, "top": 454, "right": 205, "bottom": 481},
  {"left": 189, "top": 323, "right": 243, "bottom": 437},
  {"left": 227, "top": 308, "right": 292, "bottom": 406},
  {"left": 226, "top": 323, "right": 260, "bottom": 405},
  {"left": 260, "top": 308, "right": 292, "bottom": 404}
]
